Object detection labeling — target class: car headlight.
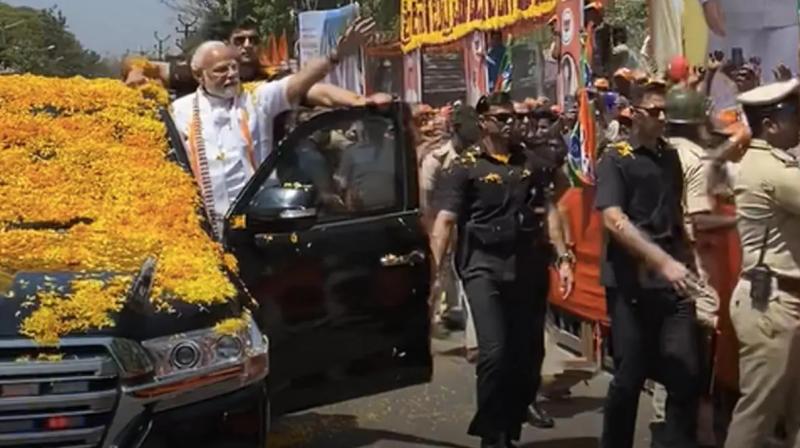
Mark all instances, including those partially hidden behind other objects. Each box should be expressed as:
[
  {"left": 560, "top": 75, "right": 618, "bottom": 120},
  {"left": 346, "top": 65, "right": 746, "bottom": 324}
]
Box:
[{"left": 141, "top": 312, "right": 268, "bottom": 381}]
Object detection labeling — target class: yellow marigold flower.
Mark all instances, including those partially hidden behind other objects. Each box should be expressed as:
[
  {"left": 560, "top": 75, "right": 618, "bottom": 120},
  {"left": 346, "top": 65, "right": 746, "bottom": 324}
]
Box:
[
  {"left": 20, "top": 277, "right": 131, "bottom": 346},
  {"left": 213, "top": 317, "right": 247, "bottom": 336},
  {"left": 0, "top": 75, "right": 237, "bottom": 344},
  {"left": 223, "top": 252, "right": 240, "bottom": 274},
  {"left": 229, "top": 215, "right": 247, "bottom": 230}
]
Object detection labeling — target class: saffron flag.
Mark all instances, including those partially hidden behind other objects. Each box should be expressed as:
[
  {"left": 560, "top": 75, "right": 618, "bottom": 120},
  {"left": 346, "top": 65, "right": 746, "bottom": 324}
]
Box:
[
  {"left": 268, "top": 34, "right": 280, "bottom": 66},
  {"left": 278, "top": 31, "right": 289, "bottom": 62},
  {"left": 566, "top": 27, "right": 597, "bottom": 186}
]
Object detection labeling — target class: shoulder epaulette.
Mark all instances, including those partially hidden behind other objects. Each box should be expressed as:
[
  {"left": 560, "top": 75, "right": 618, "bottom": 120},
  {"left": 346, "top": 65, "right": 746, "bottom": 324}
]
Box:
[
  {"left": 771, "top": 148, "right": 800, "bottom": 167},
  {"left": 610, "top": 141, "right": 635, "bottom": 159},
  {"left": 454, "top": 146, "right": 480, "bottom": 166}
]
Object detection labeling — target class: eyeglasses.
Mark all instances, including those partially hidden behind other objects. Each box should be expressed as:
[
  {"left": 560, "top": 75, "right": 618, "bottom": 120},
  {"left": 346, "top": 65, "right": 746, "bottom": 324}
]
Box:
[
  {"left": 635, "top": 106, "right": 665, "bottom": 118},
  {"left": 486, "top": 113, "right": 516, "bottom": 124}
]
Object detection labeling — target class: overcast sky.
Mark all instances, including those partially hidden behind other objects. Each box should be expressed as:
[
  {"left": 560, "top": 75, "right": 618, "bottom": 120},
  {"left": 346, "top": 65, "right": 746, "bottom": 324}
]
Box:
[{"left": 5, "top": 0, "right": 178, "bottom": 56}]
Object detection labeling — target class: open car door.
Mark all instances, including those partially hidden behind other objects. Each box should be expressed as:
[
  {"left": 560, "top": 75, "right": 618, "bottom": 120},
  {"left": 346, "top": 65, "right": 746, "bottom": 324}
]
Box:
[{"left": 223, "top": 103, "right": 432, "bottom": 415}]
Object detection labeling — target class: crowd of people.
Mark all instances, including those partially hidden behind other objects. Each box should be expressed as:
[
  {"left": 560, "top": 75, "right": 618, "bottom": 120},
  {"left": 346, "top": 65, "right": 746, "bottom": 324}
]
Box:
[
  {"left": 120, "top": 10, "right": 800, "bottom": 448},
  {"left": 418, "top": 50, "right": 800, "bottom": 448}
]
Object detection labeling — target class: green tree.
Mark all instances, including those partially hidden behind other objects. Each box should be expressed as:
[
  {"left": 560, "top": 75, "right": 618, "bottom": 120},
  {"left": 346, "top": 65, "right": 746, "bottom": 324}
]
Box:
[
  {"left": 604, "top": 0, "right": 648, "bottom": 55},
  {"left": 0, "top": 2, "right": 109, "bottom": 77}
]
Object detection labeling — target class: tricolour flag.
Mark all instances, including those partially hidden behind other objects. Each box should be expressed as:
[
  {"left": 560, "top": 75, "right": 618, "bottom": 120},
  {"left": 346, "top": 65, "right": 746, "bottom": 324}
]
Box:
[{"left": 566, "top": 25, "right": 597, "bottom": 187}]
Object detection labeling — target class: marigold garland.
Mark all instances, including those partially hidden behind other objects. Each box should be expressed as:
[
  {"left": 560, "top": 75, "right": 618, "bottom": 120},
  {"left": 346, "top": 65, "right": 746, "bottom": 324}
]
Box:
[{"left": 0, "top": 75, "right": 237, "bottom": 345}]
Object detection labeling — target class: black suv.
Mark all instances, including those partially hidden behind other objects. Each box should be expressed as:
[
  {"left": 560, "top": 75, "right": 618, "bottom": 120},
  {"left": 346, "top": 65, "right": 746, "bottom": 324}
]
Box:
[{"left": 0, "top": 102, "right": 432, "bottom": 447}]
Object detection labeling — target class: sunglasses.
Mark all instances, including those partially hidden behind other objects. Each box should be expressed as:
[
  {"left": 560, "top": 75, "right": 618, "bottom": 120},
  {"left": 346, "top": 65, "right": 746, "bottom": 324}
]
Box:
[
  {"left": 486, "top": 113, "right": 516, "bottom": 124},
  {"left": 635, "top": 106, "right": 665, "bottom": 118},
  {"left": 232, "top": 35, "right": 260, "bottom": 46}
]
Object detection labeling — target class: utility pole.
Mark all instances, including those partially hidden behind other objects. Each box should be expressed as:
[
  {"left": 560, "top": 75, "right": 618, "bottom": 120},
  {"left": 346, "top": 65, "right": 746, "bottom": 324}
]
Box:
[
  {"left": 154, "top": 31, "right": 171, "bottom": 60},
  {"left": 175, "top": 14, "right": 198, "bottom": 52}
]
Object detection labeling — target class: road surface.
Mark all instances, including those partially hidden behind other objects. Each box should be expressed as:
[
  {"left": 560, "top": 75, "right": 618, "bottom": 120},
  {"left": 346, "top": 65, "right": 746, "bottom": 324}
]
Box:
[{"left": 268, "top": 331, "right": 662, "bottom": 448}]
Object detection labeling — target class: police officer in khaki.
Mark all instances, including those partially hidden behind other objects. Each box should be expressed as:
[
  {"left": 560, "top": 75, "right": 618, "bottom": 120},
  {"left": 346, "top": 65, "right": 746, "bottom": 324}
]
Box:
[{"left": 724, "top": 78, "right": 800, "bottom": 448}]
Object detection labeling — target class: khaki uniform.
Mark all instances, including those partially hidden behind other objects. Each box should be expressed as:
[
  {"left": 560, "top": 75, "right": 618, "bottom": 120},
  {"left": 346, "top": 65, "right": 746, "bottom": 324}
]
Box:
[
  {"left": 421, "top": 141, "right": 477, "bottom": 349},
  {"left": 725, "top": 139, "right": 800, "bottom": 448},
  {"left": 671, "top": 136, "right": 721, "bottom": 328},
  {"left": 649, "top": 138, "right": 723, "bottom": 438}
]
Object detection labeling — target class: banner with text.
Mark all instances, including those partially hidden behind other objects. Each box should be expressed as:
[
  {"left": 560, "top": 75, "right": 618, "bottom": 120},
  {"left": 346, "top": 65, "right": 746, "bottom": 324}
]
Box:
[
  {"left": 298, "top": 4, "right": 364, "bottom": 94},
  {"left": 401, "top": 0, "right": 556, "bottom": 53}
]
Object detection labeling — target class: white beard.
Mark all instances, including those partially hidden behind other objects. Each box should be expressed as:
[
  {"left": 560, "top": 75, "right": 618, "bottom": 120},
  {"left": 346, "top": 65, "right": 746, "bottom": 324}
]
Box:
[{"left": 206, "top": 83, "right": 239, "bottom": 100}]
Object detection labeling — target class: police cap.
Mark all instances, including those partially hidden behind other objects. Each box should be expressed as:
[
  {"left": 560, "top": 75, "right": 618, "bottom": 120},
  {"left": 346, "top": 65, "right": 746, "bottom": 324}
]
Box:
[
  {"left": 738, "top": 79, "right": 800, "bottom": 125},
  {"left": 738, "top": 79, "right": 800, "bottom": 107}
]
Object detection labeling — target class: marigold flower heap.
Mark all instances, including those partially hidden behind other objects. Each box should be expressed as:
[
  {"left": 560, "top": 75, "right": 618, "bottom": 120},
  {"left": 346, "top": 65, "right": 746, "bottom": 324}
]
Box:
[{"left": 0, "top": 75, "right": 236, "bottom": 345}]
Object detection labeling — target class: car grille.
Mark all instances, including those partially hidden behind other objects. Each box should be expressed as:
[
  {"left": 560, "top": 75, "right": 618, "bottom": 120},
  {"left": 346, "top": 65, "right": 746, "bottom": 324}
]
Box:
[{"left": 0, "top": 346, "right": 119, "bottom": 447}]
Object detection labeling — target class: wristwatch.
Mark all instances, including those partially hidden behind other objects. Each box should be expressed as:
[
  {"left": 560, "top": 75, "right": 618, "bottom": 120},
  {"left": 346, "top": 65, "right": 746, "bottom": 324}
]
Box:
[{"left": 555, "top": 251, "right": 576, "bottom": 267}]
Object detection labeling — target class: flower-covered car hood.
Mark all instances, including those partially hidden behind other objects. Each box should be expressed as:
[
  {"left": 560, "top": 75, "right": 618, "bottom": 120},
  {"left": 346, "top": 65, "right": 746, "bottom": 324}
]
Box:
[
  {"left": 0, "top": 75, "right": 242, "bottom": 345},
  {"left": 0, "top": 270, "right": 241, "bottom": 342}
]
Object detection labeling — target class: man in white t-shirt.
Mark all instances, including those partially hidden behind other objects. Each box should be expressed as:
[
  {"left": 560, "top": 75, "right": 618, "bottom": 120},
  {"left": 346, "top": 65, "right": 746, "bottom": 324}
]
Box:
[{"left": 172, "top": 18, "right": 382, "bottom": 234}]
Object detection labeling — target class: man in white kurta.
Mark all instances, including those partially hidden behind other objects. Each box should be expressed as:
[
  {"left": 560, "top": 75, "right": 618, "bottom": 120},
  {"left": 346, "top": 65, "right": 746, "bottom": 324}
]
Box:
[
  {"left": 172, "top": 75, "right": 292, "bottom": 229},
  {"left": 170, "top": 18, "right": 377, "bottom": 234}
]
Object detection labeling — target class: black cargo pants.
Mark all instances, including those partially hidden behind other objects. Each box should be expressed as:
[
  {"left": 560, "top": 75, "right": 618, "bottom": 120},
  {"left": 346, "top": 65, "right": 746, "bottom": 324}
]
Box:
[
  {"left": 603, "top": 287, "right": 701, "bottom": 448},
  {"left": 464, "top": 262, "right": 549, "bottom": 441}
]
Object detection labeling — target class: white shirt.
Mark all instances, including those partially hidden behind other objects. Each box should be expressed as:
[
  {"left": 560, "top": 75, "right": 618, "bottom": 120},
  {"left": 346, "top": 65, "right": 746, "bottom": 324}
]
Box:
[{"left": 172, "top": 77, "right": 294, "bottom": 222}]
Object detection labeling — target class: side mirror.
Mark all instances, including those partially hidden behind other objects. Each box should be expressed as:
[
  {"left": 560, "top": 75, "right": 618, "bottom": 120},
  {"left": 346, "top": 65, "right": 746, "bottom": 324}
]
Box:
[{"left": 246, "top": 186, "right": 318, "bottom": 230}]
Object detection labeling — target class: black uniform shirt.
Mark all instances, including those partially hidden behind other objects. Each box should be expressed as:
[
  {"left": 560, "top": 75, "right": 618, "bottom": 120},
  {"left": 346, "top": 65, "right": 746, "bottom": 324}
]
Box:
[
  {"left": 436, "top": 147, "right": 546, "bottom": 282},
  {"left": 594, "top": 139, "right": 690, "bottom": 290}
]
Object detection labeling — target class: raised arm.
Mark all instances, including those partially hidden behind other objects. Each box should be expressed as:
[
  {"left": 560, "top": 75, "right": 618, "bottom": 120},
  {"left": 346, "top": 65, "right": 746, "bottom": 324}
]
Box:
[{"left": 285, "top": 18, "right": 376, "bottom": 105}]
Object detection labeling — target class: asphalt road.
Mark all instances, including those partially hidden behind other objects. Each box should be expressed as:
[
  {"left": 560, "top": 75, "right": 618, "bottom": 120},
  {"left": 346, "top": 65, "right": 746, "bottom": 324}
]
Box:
[{"left": 267, "top": 332, "right": 659, "bottom": 448}]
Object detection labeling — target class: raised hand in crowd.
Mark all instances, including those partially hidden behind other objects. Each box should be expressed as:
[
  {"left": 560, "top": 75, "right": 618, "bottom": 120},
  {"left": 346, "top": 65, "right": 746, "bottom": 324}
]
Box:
[
  {"left": 773, "top": 63, "right": 794, "bottom": 82},
  {"left": 718, "top": 56, "right": 761, "bottom": 92},
  {"left": 335, "top": 17, "right": 377, "bottom": 59}
]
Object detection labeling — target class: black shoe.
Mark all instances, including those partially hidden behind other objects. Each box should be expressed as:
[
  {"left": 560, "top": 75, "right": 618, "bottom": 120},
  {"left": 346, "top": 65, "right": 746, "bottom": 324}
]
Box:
[
  {"left": 527, "top": 403, "right": 555, "bottom": 428},
  {"left": 505, "top": 436, "right": 519, "bottom": 448},
  {"left": 480, "top": 433, "right": 509, "bottom": 448},
  {"left": 480, "top": 438, "right": 505, "bottom": 448}
]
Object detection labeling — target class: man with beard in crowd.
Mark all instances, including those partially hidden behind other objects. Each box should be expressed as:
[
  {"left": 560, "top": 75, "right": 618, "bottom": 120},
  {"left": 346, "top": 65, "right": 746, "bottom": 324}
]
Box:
[
  {"left": 129, "top": 17, "right": 366, "bottom": 107},
  {"left": 595, "top": 81, "right": 700, "bottom": 448},
  {"left": 170, "top": 18, "right": 381, "bottom": 236},
  {"left": 430, "top": 92, "right": 573, "bottom": 447}
]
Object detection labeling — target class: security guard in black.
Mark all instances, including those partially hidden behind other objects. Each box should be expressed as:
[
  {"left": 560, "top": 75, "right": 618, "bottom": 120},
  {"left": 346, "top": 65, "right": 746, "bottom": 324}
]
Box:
[
  {"left": 437, "top": 147, "right": 546, "bottom": 282},
  {"left": 435, "top": 95, "right": 551, "bottom": 447},
  {"left": 596, "top": 138, "right": 692, "bottom": 290},
  {"left": 595, "top": 137, "right": 700, "bottom": 448}
]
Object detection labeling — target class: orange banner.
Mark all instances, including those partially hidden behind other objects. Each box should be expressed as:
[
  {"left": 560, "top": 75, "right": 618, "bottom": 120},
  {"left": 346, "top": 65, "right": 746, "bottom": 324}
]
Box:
[
  {"left": 400, "top": 0, "right": 556, "bottom": 53},
  {"left": 548, "top": 188, "right": 608, "bottom": 324}
]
